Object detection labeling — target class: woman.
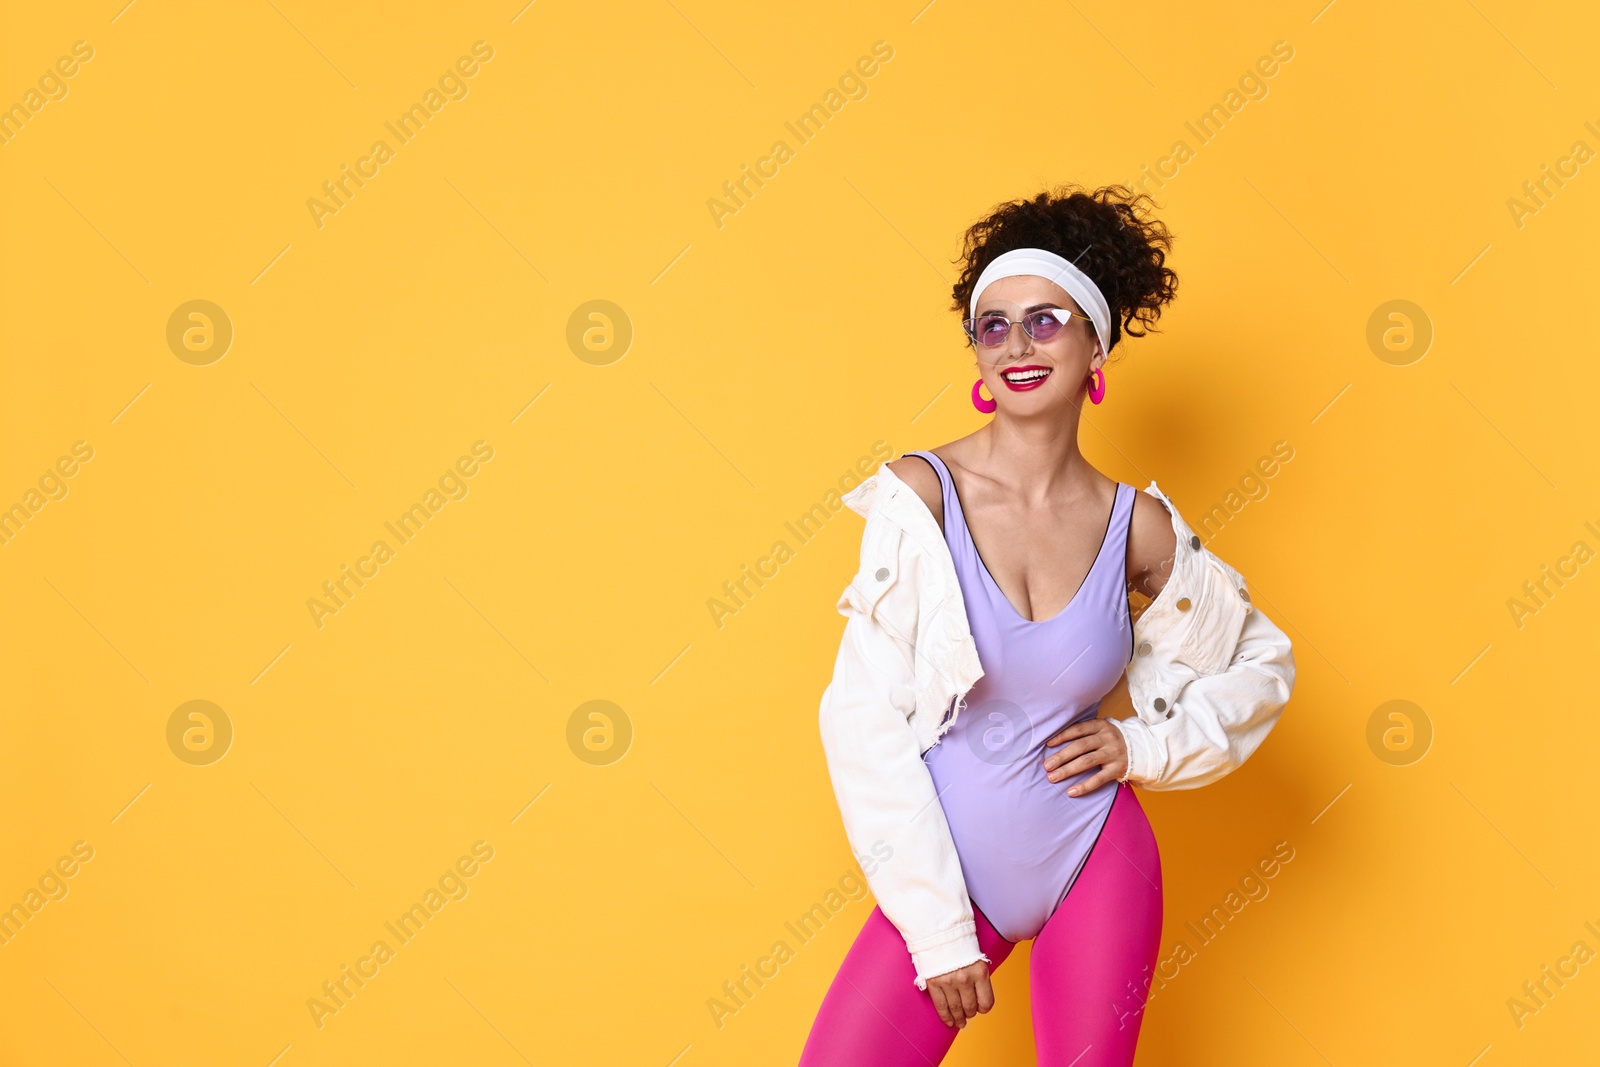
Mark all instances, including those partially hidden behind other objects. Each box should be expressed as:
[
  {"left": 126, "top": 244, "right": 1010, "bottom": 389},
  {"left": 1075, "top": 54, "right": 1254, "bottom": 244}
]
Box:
[{"left": 803, "top": 184, "right": 1296, "bottom": 1065}]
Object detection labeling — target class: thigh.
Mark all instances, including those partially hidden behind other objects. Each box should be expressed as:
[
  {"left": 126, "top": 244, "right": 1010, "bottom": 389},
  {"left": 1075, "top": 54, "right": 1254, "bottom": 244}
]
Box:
[
  {"left": 1028, "top": 782, "right": 1164, "bottom": 1067},
  {"left": 799, "top": 902, "right": 1017, "bottom": 1067}
]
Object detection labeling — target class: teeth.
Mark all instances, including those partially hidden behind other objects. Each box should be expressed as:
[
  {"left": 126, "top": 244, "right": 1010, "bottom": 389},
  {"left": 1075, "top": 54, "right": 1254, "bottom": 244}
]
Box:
[{"left": 1003, "top": 368, "right": 1050, "bottom": 382}]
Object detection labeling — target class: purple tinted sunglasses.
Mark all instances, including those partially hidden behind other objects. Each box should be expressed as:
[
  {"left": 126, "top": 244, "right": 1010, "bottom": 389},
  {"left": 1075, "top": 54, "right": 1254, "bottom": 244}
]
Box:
[{"left": 962, "top": 307, "right": 1088, "bottom": 349}]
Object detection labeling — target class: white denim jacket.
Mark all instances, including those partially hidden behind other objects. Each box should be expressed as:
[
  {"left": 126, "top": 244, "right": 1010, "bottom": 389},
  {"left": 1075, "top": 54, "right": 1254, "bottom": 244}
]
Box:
[{"left": 816, "top": 460, "right": 1296, "bottom": 989}]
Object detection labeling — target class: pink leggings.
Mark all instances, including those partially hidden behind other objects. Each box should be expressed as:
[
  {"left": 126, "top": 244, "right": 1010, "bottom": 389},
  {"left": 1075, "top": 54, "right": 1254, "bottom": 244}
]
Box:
[{"left": 800, "top": 782, "right": 1163, "bottom": 1066}]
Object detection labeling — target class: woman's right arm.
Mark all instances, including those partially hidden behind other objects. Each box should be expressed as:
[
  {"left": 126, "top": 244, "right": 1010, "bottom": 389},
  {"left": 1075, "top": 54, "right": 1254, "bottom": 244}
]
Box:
[{"left": 816, "top": 511, "right": 989, "bottom": 993}]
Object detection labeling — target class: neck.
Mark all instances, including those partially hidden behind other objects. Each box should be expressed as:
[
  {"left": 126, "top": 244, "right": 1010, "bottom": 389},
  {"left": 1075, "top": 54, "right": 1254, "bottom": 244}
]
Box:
[{"left": 976, "top": 401, "right": 1095, "bottom": 503}]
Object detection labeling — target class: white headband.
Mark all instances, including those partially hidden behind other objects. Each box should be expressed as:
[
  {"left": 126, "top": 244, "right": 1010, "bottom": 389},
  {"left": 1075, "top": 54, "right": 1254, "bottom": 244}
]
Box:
[{"left": 969, "top": 247, "right": 1113, "bottom": 356}]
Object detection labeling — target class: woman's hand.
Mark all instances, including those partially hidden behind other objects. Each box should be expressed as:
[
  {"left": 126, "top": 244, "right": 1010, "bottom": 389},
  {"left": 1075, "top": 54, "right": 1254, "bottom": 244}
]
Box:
[
  {"left": 924, "top": 959, "right": 995, "bottom": 1028},
  {"left": 1043, "top": 718, "right": 1128, "bottom": 796}
]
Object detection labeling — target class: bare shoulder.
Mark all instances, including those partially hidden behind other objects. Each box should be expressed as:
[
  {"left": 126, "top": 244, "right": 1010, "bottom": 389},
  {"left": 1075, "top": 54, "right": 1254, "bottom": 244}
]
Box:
[
  {"left": 885, "top": 455, "right": 943, "bottom": 532},
  {"left": 1127, "top": 488, "right": 1177, "bottom": 600}
]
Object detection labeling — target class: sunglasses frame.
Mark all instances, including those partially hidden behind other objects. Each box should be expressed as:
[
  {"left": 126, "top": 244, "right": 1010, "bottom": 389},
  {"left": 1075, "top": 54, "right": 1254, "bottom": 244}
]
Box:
[{"left": 961, "top": 306, "right": 1090, "bottom": 349}]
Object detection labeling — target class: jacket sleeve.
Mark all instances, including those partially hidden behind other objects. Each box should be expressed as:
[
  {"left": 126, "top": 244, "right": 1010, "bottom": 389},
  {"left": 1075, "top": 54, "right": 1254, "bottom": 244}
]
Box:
[
  {"left": 817, "top": 514, "right": 988, "bottom": 990},
  {"left": 1111, "top": 559, "right": 1296, "bottom": 790}
]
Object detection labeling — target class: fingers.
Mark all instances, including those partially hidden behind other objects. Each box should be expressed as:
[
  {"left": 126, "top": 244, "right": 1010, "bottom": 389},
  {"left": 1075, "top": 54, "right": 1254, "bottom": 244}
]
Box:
[
  {"left": 1050, "top": 748, "right": 1129, "bottom": 795},
  {"left": 1042, "top": 738, "right": 1086, "bottom": 771},
  {"left": 934, "top": 982, "right": 970, "bottom": 1028},
  {"left": 1043, "top": 720, "right": 1090, "bottom": 748},
  {"left": 1042, "top": 740, "right": 1094, "bottom": 776},
  {"left": 929, "top": 974, "right": 990, "bottom": 1029},
  {"left": 1068, "top": 764, "right": 1122, "bottom": 797},
  {"left": 957, "top": 978, "right": 980, "bottom": 1022},
  {"left": 1046, "top": 738, "right": 1108, "bottom": 782},
  {"left": 1056, "top": 753, "right": 1107, "bottom": 791},
  {"left": 1045, "top": 721, "right": 1130, "bottom": 791},
  {"left": 975, "top": 971, "right": 996, "bottom": 1015},
  {"left": 1065, "top": 722, "right": 1127, "bottom": 794},
  {"left": 1042, "top": 719, "right": 1111, "bottom": 769}
]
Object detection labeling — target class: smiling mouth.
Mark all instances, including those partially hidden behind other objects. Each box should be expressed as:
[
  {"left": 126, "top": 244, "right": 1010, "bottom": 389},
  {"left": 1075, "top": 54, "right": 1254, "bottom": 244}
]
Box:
[{"left": 1000, "top": 365, "right": 1051, "bottom": 390}]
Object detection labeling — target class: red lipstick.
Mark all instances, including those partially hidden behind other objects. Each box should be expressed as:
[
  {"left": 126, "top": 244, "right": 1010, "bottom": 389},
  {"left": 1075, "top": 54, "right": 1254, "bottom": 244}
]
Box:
[{"left": 999, "top": 365, "right": 1052, "bottom": 392}]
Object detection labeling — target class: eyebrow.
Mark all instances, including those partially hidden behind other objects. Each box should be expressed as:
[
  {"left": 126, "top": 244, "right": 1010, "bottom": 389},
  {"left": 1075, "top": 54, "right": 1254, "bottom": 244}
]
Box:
[{"left": 977, "top": 301, "right": 1064, "bottom": 315}]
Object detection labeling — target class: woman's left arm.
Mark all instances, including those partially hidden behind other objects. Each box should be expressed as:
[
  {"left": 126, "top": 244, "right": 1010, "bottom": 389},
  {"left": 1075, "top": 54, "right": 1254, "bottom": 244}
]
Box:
[
  {"left": 1044, "top": 488, "right": 1296, "bottom": 791},
  {"left": 1112, "top": 598, "right": 1295, "bottom": 788}
]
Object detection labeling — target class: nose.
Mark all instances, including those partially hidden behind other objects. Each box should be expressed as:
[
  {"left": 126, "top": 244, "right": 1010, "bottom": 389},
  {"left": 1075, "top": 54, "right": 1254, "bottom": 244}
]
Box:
[{"left": 999, "top": 320, "right": 1033, "bottom": 359}]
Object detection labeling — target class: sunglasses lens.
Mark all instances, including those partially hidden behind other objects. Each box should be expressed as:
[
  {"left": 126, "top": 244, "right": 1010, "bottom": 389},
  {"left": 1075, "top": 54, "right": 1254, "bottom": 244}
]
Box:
[
  {"left": 1025, "top": 311, "right": 1064, "bottom": 342},
  {"left": 973, "top": 314, "right": 1011, "bottom": 347}
]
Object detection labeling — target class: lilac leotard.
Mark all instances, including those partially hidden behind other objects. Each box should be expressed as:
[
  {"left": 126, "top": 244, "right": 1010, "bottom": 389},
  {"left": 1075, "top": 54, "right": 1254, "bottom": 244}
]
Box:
[{"left": 909, "top": 450, "right": 1135, "bottom": 944}]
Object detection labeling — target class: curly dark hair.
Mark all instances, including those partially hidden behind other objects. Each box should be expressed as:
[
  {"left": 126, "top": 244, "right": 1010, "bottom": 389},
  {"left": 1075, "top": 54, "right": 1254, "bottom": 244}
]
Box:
[{"left": 950, "top": 183, "right": 1179, "bottom": 358}]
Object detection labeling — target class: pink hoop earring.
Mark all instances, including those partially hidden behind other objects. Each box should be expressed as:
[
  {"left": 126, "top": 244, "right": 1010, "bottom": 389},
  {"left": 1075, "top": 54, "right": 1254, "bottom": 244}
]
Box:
[
  {"left": 1087, "top": 366, "right": 1107, "bottom": 405},
  {"left": 971, "top": 377, "right": 997, "bottom": 414}
]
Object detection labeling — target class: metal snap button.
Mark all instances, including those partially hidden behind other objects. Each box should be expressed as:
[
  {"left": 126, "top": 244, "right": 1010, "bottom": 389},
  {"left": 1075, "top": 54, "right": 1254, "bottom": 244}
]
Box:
[
  {"left": 1239, "top": 587, "right": 1250, "bottom": 602},
  {"left": 1137, "top": 641, "right": 1152, "bottom": 657},
  {"left": 1176, "top": 597, "right": 1191, "bottom": 611},
  {"left": 876, "top": 567, "right": 890, "bottom": 581},
  {"left": 1189, "top": 535, "right": 1202, "bottom": 551},
  {"left": 1153, "top": 697, "right": 1167, "bottom": 713}
]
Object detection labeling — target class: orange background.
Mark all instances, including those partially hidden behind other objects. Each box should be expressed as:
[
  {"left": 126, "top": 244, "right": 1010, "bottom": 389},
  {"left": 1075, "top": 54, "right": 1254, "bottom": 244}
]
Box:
[{"left": 2, "top": 1, "right": 1597, "bottom": 1063}]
